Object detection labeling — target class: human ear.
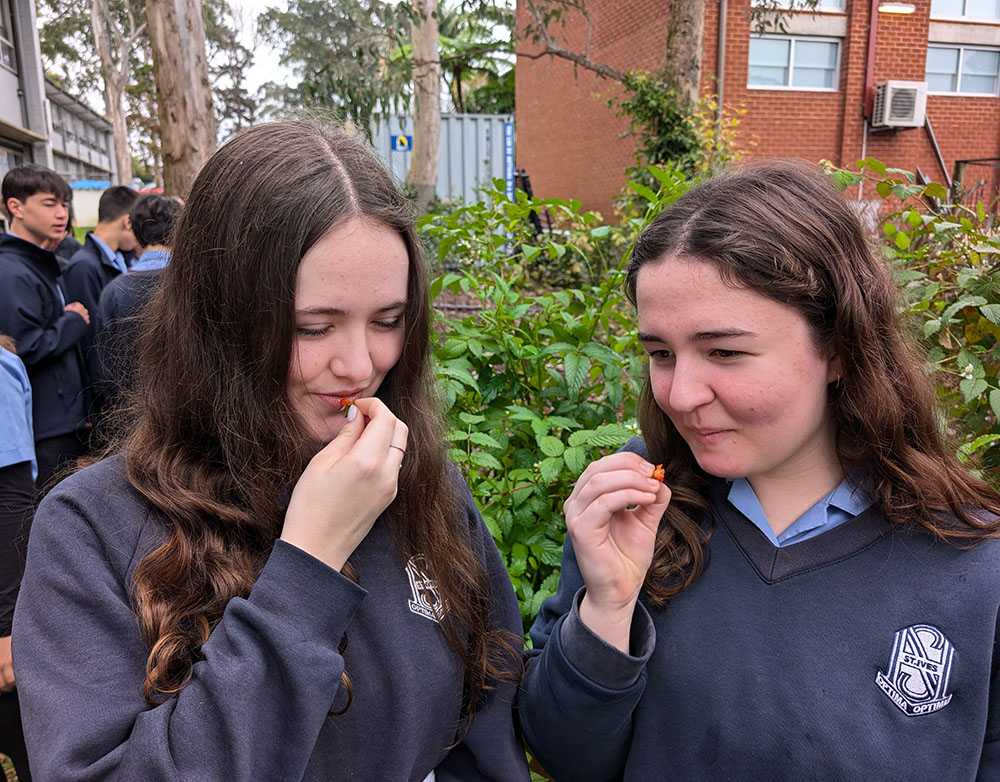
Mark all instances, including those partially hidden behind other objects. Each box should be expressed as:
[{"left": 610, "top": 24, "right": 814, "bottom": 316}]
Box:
[
  {"left": 5, "top": 198, "right": 23, "bottom": 220},
  {"left": 827, "top": 354, "right": 843, "bottom": 385}
]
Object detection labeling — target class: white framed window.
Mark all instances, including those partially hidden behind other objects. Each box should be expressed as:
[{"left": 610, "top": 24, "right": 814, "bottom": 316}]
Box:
[
  {"left": 755, "top": 0, "right": 846, "bottom": 12},
  {"left": 926, "top": 44, "right": 1000, "bottom": 94},
  {"left": 748, "top": 35, "right": 841, "bottom": 90},
  {"left": 930, "top": 0, "right": 1000, "bottom": 21},
  {"left": 0, "top": 0, "right": 16, "bottom": 72}
]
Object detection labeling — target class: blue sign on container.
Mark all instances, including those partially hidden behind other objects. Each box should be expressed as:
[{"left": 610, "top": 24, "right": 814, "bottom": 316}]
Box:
[
  {"left": 391, "top": 135, "right": 413, "bottom": 152},
  {"left": 504, "top": 122, "right": 514, "bottom": 200}
]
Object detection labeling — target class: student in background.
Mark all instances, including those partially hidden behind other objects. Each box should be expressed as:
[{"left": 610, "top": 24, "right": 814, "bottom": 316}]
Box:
[
  {"left": 53, "top": 203, "right": 82, "bottom": 268},
  {"left": 92, "top": 194, "right": 182, "bottom": 430},
  {"left": 0, "top": 164, "right": 89, "bottom": 491},
  {"left": 14, "top": 120, "right": 528, "bottom": 782},
  {"left": 0, "top": 333, "right": 35, "bottom": 782},
  {"left": 518, "top": 162, "right": 1000, "bottom": 781},
  {"left": 63, "top": 185, "right": 139, "bottom": 420}
]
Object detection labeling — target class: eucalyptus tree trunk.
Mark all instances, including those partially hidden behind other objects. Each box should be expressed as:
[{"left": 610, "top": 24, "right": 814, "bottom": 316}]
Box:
[
  {"left": 407, "top": 0, "right": 441, "bottom": 215},
  {"left": 144, "top": 0, "right": 217, "bottom": 197},
  {"left": 90, "top": 0, "right": 143, "bottom": 185},
  {"left": 663, "top": 0, "right": 706, "bottom": 110}
]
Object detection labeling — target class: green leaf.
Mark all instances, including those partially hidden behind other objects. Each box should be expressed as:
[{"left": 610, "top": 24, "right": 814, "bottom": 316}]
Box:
[
  {"left": 942, "top": 296, "right": 988, "bottom": 325},
  {"left": 470, "top": 451, "right": 503, "bottom": 471},
  {"left": 923, "top": 181, "right": 948, "bottom": 200},
  {"left": 564, "top": 352, "right": 590, "bottom": 397},
  {"left": 958, "top": 433, "right": 1000, "bottom": 462},
  {"left": 568, "top": 429, "right": 592, "bottom": 447},
  {"left": 508, "top": 543, "right": 528, "bottom": 577},
  {"left": 469, "top": 432, "right": 502, "bottom": 450},
  {"left": 522, "top": 244, "right": 542, "bottom": 262},
  {"left": 539, "top": 456, "right": 563, "bottom": 484},
  {"left": 537, "top": 435, "right": 565, "bottom": 458},
  {"left": 588, "top": 423, "right": 635, "bottom": 448},
  {"left": 923, "top": 319, "right": 941, "bottom": 338},
  {"left": 590, "top": 225, "right": 611, "bottom": 238},
  {"left": 563, "top": 445, "right": 588, "bottom": 475},
  {"left": 991, "top": 389, "right": 1000, "bottom": 420},
  {"left": 959, "top": 377, "right": 988, "bottom": 404},
  {"left": 875, "top": 180, "right": 892, "bottom": 198},
  {"left": 980, "top": 304, "right": 1000, "bottom": 326},
  {"left": 894, "top": 231, "right": 911, "bottom": 251},
  {"left": 627, "top": 180, "right": 658, "bottom": 203}
]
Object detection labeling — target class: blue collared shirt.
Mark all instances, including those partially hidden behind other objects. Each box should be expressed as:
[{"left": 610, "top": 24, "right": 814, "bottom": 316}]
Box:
[
  {"left": 0, "top": 348, "right": 36, "bottom": 479},
  {"left": 90, "top": 233, "right": 128, "bottom": 275},
  {"left": 130, "top": 249, "right": 171, "bottom": 271},
  {"left": 725, "top": 472, "right": 872, "bottom": 547}
]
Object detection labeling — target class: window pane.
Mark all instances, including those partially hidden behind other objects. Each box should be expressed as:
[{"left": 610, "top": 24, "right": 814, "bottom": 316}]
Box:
[
  {"left": 792, "top": 41, "right": 837, "bottom": 88},
  {"left": 965, "top": 0, "right": 1000, "bottom": 18},
  {"left": 926, "top": 47, "right": 959, "bottom": 91},
  {"left": 930, "top": 0, "right": 965, "bottom": 14},
  {"left": 960, "top": 49, "right": 1000, "bottom": 92},
  {"left": 749, "top": 38, "right": 790, "bottom": 86},
  {"left": 794, "top": 66, "right": 835, "bottom": 88}
]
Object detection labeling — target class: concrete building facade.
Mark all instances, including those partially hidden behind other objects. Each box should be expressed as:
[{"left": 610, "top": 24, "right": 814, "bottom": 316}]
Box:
[{"left": 0, "top": 0, "right": 116, "bottom": 187}]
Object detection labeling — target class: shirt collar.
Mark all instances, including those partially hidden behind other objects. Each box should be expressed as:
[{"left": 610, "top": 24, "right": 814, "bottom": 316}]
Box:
[
  {"left": 91, "top": 234, "right": 128, "bottom": 274},
  {"left": 722, "top": 470, "right": 872, "bottom": 547}
]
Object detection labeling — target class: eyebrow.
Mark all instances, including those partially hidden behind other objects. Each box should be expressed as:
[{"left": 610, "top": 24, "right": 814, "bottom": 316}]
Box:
[
  {"left": 295, "top": 300, "right": 407, "bottom": 317},
  {"left": 638, "top": 328, "right": 757, "bottom": 343}
]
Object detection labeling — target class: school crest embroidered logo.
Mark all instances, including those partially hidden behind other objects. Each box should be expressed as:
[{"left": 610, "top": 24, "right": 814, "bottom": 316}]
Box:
[
  {"left": 405, "top": 556, "right": 445, "bottom": 623},
  {"left": 875, "top": 624, "right": 954, "bottom": 716}
]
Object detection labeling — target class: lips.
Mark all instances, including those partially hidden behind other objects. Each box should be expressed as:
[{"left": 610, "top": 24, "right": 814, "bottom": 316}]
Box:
[{"left": 314, "top": 389, "right": 364, "bottom": 411}]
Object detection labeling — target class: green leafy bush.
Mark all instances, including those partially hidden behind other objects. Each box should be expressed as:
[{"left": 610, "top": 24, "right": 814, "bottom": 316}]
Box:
[
  {"left": 425, "top": 169, "right": 687, "bottom": 628},
  {"left": 831, "top": 159, "right": 999, "bottom": 482}
]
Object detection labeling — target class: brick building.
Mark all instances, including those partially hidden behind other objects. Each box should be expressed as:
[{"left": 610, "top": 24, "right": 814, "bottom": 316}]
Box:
[{"left": 515, "top": 0, "right": 1000, "bottom": 216}]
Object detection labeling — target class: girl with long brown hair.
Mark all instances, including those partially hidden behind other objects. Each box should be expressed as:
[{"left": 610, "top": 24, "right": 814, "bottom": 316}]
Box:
[
  {"left": 13, "top": 120, "right": 528, "bottom": 782},
  {"left": 519, "top": 162, "right": 1000, "bottom": 780}
]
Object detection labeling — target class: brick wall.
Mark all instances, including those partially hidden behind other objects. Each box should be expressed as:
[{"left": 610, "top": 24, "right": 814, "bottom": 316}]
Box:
[{"left": 515, "top": 0, "right": 1000, "bottom": 216}]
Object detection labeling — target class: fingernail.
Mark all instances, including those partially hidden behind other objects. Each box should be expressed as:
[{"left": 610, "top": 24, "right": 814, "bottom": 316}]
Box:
[{"left": 346, "top": 405, "right": 357, "bottom": 422}]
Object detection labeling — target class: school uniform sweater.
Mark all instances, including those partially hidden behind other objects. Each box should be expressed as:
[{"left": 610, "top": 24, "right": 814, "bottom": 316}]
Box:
[
  {"left": 0, "top": 233, "right": 88, "bottom": 440},
  {"left": 519, "top": 439, "right": 1000, "bottom": 782},
  {"left": 13, "top": 456, "right": 529, "bottom": 782}
]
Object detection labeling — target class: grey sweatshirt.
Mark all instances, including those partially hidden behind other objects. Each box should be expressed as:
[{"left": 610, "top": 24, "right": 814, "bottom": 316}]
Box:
[{"left": 13, "top": 455, "right": 529, "bottom": 782}]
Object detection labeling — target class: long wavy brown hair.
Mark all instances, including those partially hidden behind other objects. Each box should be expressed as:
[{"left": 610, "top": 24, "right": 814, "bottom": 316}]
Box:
[
  {"left": 120, "top": 120, "right": 518, "bottom": 725},
  {"left": 624, "top": 161, "right": 1000, "bottom": 610}
]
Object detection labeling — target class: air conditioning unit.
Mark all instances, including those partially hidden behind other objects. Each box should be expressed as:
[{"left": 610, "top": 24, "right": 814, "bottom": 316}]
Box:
[{"left": 871, "top": 81, "right": 928, "bottom": 129}]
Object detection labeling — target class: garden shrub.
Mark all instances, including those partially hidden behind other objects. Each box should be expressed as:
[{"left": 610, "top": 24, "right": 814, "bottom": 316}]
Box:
[
  {"left": 424, "top": 168, "right": 688, "bottom": 629},
  {"left": 831, "top": 159, "right": 999, "bottom": 484}
]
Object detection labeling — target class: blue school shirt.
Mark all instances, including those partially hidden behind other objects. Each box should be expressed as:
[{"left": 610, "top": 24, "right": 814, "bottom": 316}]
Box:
[
  {"left": 725, "top": 472, "right": 871, "bottom": 547},
  {"left": 0, "top": 347, "right": 37, "bottom": 479},
  {"left": 90, "top": 234, "right": 128, "bottom": 275}
]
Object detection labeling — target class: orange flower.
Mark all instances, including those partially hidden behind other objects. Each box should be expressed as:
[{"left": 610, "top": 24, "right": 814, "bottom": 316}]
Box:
[
  {"left": 339, "top": 397, "right": 353, "bottom": 414},
  {"left": 651, "top": 464, "right": 665, "bottom": 482}
]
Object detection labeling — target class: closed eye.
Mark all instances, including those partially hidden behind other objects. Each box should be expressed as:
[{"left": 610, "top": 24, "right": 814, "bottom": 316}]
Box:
[
  {"left": 711, "top": 349, "right": 745, "bottom": 359},
  {"left": 296, "top": 325, "right": 332, "bottom": 337},
  {"left": 374, "top": 317, "right": 403, "bottom": 330}
]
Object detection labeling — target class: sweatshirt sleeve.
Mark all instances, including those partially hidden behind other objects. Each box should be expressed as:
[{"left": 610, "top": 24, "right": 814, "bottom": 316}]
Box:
[
  {"left": 13, "top": 479, "right": 367, "bottom": 782},
  {"left": 517, "top": 535, "right": 655, "bottom": 782},
  {"left": 434, "top": 476, "right": 530, "bottom": 782},
  {"left": 978, "top": 608, "right": 1000, "bottom": 781},
  {"left": 0, "top": 273, "right": 87, "bottom": 367}
]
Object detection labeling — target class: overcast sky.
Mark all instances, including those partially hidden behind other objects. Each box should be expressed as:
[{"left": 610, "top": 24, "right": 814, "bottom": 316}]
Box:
[{"left": 232, "top": 0, "right": 291, "bottom": 92}]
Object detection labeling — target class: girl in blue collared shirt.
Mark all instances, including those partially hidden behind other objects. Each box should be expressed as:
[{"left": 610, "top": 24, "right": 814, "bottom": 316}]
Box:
[
  {"left": 519, "top": 162, "right": 1000, "bottom": 781},
  {"left": 0, "top": 334, "right": 35, "bottom": 781}
]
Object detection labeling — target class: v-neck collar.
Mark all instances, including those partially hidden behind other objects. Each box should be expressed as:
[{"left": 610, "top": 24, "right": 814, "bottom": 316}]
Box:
[{"left": 709, "top": 480, "right": 893, "bottom": 583}]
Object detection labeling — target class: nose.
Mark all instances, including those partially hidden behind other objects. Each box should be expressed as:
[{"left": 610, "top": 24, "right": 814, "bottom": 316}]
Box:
[
  {"left": 666, "top": 356, "right": 715, "bottom": 413},
  {"left": 330, "top": 330, "right": 373, "bottom": 384}
]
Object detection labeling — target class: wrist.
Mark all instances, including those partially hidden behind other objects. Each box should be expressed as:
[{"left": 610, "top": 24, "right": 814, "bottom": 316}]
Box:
[{"left": 578, "top": 592, "right": 639, "bottom": 654}]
